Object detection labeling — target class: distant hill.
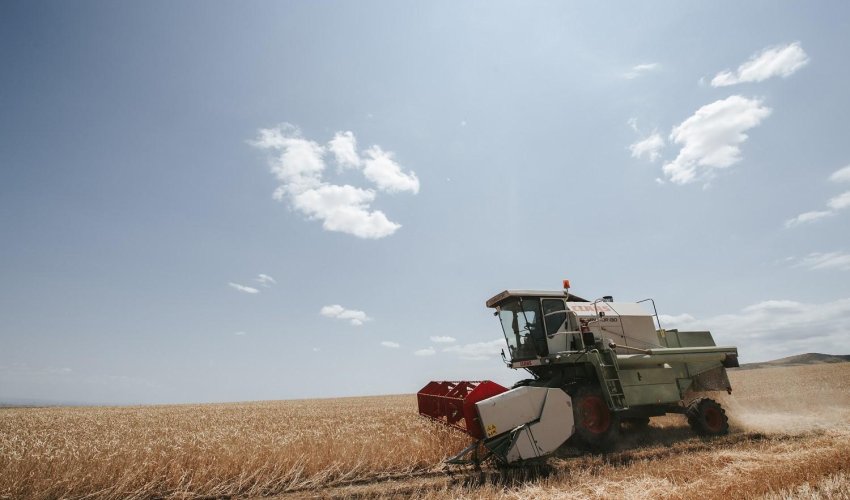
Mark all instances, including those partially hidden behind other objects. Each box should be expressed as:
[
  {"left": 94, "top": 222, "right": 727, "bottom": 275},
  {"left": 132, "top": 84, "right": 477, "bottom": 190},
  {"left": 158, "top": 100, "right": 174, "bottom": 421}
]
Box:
[{"left": 737, "top": 352, "right": 850, "bottom": 370}]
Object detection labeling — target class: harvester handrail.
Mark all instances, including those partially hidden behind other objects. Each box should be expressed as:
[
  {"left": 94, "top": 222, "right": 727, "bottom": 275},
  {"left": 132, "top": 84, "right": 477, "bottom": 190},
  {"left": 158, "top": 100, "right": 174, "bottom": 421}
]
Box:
[{"left": 637, "top": 298, "right": 663, "bottom": 330}]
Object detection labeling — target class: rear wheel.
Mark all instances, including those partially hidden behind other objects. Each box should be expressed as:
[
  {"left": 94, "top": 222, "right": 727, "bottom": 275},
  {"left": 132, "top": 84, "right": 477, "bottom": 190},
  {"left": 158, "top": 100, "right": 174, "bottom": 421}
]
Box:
[
  {"left": 571, "top": 386, "right": 619, "bottom": 450},
  {"left": 686, "top": 397, "right": 729, "bottom": 436}
]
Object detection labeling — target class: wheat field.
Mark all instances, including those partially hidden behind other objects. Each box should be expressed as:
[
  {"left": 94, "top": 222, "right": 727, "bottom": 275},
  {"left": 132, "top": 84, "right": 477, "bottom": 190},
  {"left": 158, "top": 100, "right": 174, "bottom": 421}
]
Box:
[
  {"left": 2, "top": 363, "right": 849, "bottom": 499},
  {"left": 0, "top": 396, "right": 465, "bottom": 498}
]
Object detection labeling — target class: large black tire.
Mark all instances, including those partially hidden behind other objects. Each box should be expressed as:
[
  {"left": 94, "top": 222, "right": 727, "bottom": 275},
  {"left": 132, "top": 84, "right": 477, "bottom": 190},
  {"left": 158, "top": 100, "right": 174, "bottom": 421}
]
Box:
[
  {"left": 571, "top": 386, "right": 620, "bottom": 451},
  {"left": 686, "top": 397, "right": 729, "bottom": 436}
]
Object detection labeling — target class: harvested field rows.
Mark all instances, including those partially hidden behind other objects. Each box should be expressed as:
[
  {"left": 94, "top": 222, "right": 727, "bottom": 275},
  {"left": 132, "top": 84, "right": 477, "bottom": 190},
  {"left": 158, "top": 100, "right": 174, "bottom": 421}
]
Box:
[
  {"left": 2, "top": 364, "right": 849, "bottom": 499},
  {"left": 305, "top": 430, "right": 850, "bottom": 499}
]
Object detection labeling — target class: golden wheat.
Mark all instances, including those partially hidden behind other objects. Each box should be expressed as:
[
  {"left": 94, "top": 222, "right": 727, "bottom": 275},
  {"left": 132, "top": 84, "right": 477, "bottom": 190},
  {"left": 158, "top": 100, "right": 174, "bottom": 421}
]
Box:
[
  {"left": 2, "top": 364, "right": 849, "bottom": 499},
  {"left": 0, "top": 395, "right": 464, "bottom": 499}
]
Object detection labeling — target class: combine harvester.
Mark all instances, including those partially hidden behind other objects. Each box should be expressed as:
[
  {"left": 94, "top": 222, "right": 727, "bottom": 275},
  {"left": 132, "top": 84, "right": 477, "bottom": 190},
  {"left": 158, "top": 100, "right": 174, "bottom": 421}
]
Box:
[{"left": 418, "top": 281, "right": 739, "bottom": 465}]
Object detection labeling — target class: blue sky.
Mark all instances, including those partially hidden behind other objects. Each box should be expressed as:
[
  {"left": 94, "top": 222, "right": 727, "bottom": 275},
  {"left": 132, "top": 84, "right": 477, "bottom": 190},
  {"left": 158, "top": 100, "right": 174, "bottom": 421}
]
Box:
[{"left": 1, "top": 1, "right": 849, "bottom": 404}]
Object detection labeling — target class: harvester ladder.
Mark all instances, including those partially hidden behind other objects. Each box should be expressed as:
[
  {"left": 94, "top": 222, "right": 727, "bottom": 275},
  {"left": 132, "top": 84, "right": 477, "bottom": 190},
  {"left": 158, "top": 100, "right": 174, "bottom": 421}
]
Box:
[{"left": 595, "top": 349, "right": 628, "bottom": 410}]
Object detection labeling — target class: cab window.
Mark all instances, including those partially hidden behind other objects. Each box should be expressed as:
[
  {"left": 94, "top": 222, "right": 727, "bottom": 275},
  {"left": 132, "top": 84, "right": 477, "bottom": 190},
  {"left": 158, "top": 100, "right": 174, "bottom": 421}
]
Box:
[
  {"left": 542, "top": 299, "right": 567, "bottom": 335},
  {"left": 497, "top": 298, "right": 544, "bottom": 360}
]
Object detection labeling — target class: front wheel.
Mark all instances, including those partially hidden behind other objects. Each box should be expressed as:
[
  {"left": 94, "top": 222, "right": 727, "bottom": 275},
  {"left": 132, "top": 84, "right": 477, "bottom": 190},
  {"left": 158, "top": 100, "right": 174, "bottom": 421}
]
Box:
[
  {"left": 686, "top": 397, "right": 729, "bottom": 436},
  {"left": 571, "top": 386, "right": 619, "bottom": 450}
]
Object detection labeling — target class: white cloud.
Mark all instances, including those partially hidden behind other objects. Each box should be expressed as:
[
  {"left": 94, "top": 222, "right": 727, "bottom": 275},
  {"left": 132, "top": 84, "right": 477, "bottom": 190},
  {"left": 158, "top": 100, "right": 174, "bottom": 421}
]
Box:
[
  {"left": 252, "top": 124, "right": 417, "bottom": 239},
  {"left": 362, "top": 146, "right": 420, "bottom": 194},
  {"left": 234, "top": 331, "right": 247, "bottom": 336},
  {"left": 328, "top": 131, "right": 361, "bottom": 169},
  {"left": 255, "top": 125, "right": 326, "bottom": 197},
  {"left": 827, "top": 191, "right": 850, "bottom": 211},
  {"left": 624, "top": 62, "right": 660, "bottom": 79},
  {"left": 380, "top": 341, "right": 400, "bottom": 348},
  {"left": 228, "top": 282, "right": 259, "bottom": 294},
  {"left": 443, "top": 339, "right": 505, "bottom": 361},
  {"left": 429, "top": 336, "right": 457, "bottom": 343},
  {"left": 627, "top": 117, "right": 639, "bottom": 132},
  {"left": 829, "top": 165, "right": 850, "bottom": 183},
  {"left": 658, "top": 313, "right": 696, "bottom": 325},
  {"left": 629, "top": 132, "right": 665, "bottom": 162},
  {"left": 711, "top": 42, "right": 809, "bottom": 87},
  {"left": 663, "top": 96, "right": 771, "bottom": 185},
  {"left": 660, "top": 298, "right": 850, "bottom": 362},
  {"left": 414, "top": 347, "right": 436, "bottom": 356},
  {"left": 320, "top": 304, "right": 371, "bottom": 326},
  {"left": 251, "top": 126, "right": 291, "bottom": 150},
  {"left": 255, "top": 274, "right": 277, "bottom": 287},
  {"left": 312, "top": 347, "right": 320, "bottom": 352},
  {"left": 786, "top": 165, "right": 850, "bottom": 227},
  {"left": 292, "top": 184, "right": 400, "bottom": 239},
  {"left": 784, "top": 210, "right": 834, "bottom": 228},
  {"left": 795, "top": 252, "right": 850, "bottom": 271}
]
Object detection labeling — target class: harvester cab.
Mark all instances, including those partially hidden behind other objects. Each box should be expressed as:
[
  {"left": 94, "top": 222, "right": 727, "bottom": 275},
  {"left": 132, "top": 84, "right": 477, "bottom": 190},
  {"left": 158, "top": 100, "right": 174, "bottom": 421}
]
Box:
[
  {"left": 493, "top": 290, "right": 591, "bottom": 364},
  {"left": 418, "top": 282, "right": 739, "bottom": 466}
]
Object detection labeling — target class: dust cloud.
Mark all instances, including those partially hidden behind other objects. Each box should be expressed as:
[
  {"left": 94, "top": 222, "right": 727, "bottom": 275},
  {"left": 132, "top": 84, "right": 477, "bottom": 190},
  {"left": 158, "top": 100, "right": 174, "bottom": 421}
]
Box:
[{"left": 721, "top": 364, "right": 850, "bottom": 433}]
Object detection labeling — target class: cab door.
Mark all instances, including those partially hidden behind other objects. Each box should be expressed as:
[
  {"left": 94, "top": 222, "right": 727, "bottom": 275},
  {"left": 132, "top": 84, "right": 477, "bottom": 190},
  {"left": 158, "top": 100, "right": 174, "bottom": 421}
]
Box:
[{"left": 542, "top": 299, "right": 567, "bottom": 353}]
